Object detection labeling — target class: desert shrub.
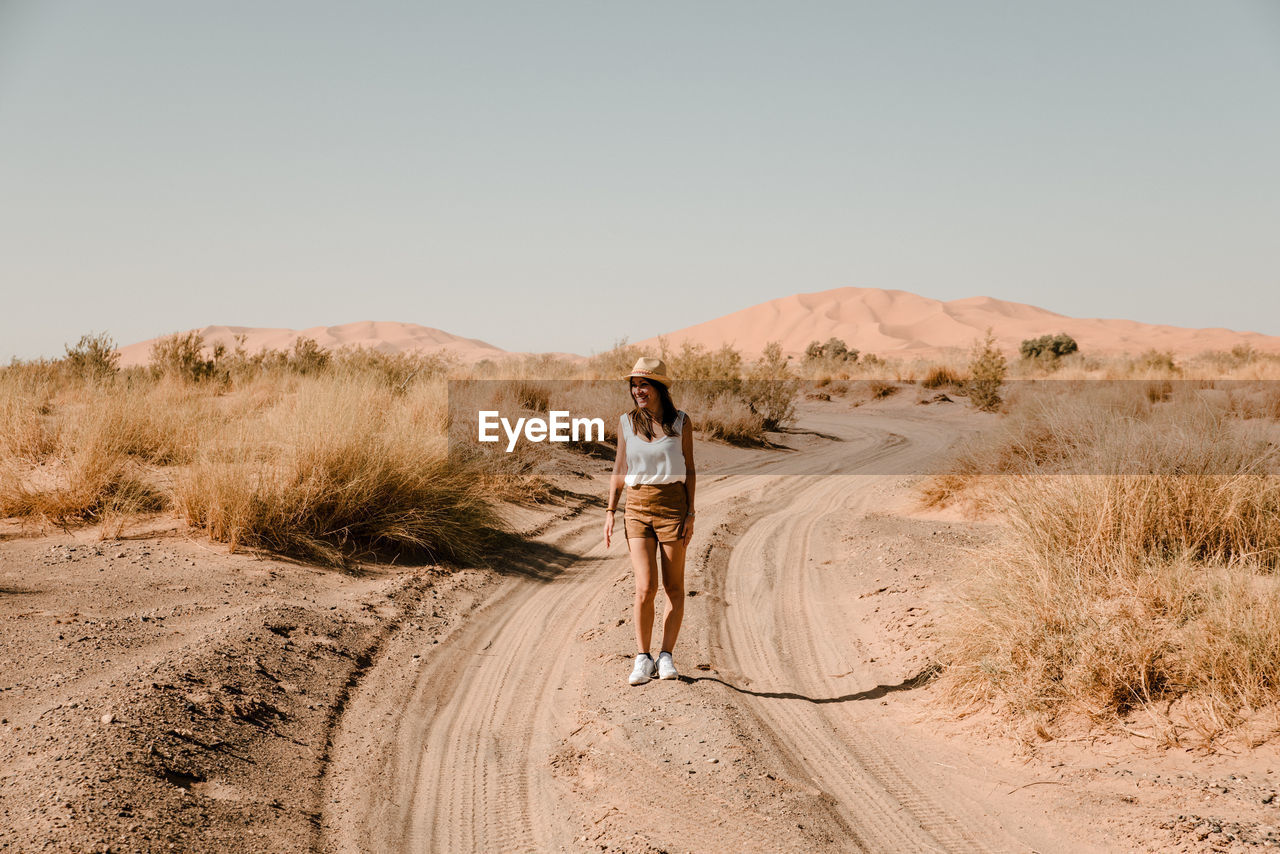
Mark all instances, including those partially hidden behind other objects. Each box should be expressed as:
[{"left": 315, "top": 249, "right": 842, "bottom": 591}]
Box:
[
  {"left": 175, "top": 377, "right": 500, "bottom": 566},
  {"left": 289, "top": 337, "right": 331, "bottom": 375},
  {"left": 663, "top": 341, "right": 742, "bottom": 392},
  {"left": 510, "top": 380, "right": 551, "bottom": 412},
  {"left": 0, "top": 452, "right": 165, "bottom": 526},
  {"left": 920, "top": 366, "right": 964, "bottom": 390},
  {"left": 1196, "top": 345, "right": 1259, "bottom": 375},
  {"left": 966, "top": 329, "right": 1006, "bottom": 412},
  {"left": 1135, "top": 349, "right": 1179, "bottom": 375},
  {"left": 1144, "top": 379, "right": 1173, "bottom": 403},
  {"left": 64, "top": 332, "right": 120, "bottom": 379},
  {"left": 150, "top": 331, "right": 219, "bottom": 383},
  {"left": 693, "top": 392, "right": 766, "bottom": 445},
  {"left": 332, "top": 347, "right": 454, "bottom": 391},
  {"left": 933, "top": 387, "right": 1280, "bottom": 743},
  {"left": 657, "top": 341, "right": 792, "bottom": 443},
  {"left": 742, "top": 342, "right": 798, "bottom": 430},
  {"left": 1019, "top": 333, "right": 1078, "bottom": 362},
  {"left": 1231, "top": 343, "right": 1258, "bottom": 365},
  {"left": 587, "top": 339, "right": 645, "bottom": 381},
  {"left": 0, "top": 385, "right": 181, "bottom": 524},
  {"left": 867, "top": 379, "right": 898, "bottom": 399},
  {"left": 804, "top": 337, "right": 858, "bottom": 364},
  {"left": 0, "top": 374, "right": 57, "bottom": 462}
]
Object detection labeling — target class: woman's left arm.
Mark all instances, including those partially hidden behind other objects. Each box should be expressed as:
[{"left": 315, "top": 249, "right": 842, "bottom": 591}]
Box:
[{"left": 681, "top": 414, "right": 696, "bottom": 544}]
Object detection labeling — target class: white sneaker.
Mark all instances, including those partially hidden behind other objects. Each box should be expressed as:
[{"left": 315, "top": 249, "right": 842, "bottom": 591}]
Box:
[
  {"left": 628, "top": 654, "right": 656, "bottom": 686},
  {"left": 657, "top": 651, "right": 678, "bottom": 680}
]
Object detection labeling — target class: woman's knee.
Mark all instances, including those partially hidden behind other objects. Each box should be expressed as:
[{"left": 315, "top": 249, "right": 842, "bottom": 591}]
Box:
[
  {"left": 634, "top": 581, "right": 659, "bottom": 603},
  {"left": 660, "top": 580, "right": 685, "bottom": 602}
]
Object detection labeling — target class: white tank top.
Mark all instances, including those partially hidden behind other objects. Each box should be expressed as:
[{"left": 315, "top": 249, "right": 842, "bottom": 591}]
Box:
[{"left": 621, "top": 410, "right": 687, "bottom": 486}]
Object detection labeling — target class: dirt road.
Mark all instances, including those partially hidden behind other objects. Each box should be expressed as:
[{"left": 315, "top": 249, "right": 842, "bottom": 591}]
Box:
[
  {"left": 9, "top": 396, "right": 1277, "bottom": 851},
  {"left": 320, "top": 401, "right": 1079, "bottom": 853}
]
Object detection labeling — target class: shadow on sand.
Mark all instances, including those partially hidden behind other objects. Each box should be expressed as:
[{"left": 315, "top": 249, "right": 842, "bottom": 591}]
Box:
[{"left": 684, "top": 663, "right": 940, "bottom": 705}]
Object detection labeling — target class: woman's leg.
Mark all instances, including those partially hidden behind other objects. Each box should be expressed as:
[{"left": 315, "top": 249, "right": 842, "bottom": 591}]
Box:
[
  {"left": 628, "top": 537, "right": 659, "bottom": 653},
  {"left": 658, "top": 539, "right": 687, "bottom": 653}
]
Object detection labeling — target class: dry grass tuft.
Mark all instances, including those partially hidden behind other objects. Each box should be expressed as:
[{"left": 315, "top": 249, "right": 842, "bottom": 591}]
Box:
[
  {"left": 931, "top": 383, "right": 1280, "bottom": 744},
  {"left": 175, "top": 378, "right": 499, "bottom": 566},
  {"left": 920, "top": 366, "right": 965, "bottom": 390}
]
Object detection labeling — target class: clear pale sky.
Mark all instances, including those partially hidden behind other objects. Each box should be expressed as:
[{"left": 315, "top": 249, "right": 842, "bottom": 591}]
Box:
[{"left": 2, "top": 1, "right": 1278, "bottom": 360}]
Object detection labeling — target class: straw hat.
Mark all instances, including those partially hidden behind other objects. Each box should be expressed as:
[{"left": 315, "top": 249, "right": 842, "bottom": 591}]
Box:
[{"left": 623, "top": 357, "right": 672, "bottom": 388}]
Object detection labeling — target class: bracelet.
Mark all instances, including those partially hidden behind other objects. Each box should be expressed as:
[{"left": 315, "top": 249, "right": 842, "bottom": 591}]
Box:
[
  {"left": 606, "top": 508, "right": 616, "bottom": 513},
  {"left": 686, "top": 510, "right": 696, "bottom": 518}
]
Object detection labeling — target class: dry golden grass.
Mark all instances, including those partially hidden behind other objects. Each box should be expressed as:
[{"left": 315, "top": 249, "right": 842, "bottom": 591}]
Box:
[
  {"left": 928, "top": 382, "right": 1280, "bottom": 745},
  {"left": 0, "top": 379, "right": 207, "bottom": 525},
  {"left": 920, "top": 365, "right": 965, "bottom": 389},
  {"left": 2, "top": 333, "right": 806, "bottom": 562},
  {"left": 173, "top": 376, "right": 498, "bottom": 566},
  {"left": 0, "top": 352, "right": 498, "bottom": 564}
]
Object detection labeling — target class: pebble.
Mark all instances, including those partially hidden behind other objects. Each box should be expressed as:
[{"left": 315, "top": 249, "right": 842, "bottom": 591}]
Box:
[{"left": 100, "top": 714, "right": 114, "bottom": 725}]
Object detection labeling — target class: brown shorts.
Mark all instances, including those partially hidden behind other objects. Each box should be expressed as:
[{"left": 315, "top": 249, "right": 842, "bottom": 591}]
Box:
[{"left": 624, "top": 483, "right": 689, "bottom": 543}]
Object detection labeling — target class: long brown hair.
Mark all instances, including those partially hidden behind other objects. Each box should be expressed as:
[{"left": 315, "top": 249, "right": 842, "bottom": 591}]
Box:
[{"left": 628, "top": 379, "right": 680, "bottom": 441}]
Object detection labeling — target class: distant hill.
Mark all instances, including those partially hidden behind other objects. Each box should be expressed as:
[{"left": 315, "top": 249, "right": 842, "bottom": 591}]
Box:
[
  {"left": 638, "top": 287, "right": 1280, "bottom": 359},
  {"left": 116, "top": 321, "right": 512, "bottom": 367},
  {"left": 116, "top": 291, "right": 1280, "bottom": 367}
]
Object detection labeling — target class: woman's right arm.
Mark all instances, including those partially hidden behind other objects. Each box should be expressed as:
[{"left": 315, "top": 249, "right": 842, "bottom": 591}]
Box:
[{"left": 605, "top": 428, "right": 627, "bottom": 548}]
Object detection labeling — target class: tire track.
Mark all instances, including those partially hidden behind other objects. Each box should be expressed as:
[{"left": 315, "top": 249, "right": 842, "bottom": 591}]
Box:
[
  {"left": 713, "top": 411, "right": 1021, "bottom": 853},
  {"left": 324, "top": 405, "right": 1037, "bottom": 852}
]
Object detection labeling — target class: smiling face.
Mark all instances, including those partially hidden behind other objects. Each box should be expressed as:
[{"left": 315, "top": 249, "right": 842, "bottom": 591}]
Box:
[{"left": 630, "top": 378, "right": 661, "bottom": 412}]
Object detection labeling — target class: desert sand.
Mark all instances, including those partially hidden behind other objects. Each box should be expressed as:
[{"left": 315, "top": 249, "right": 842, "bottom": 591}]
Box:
[
  {"left": 3, "top": 396, "right": 1276, "bottom": 852},
  {"left": 637, "top": 286, "right": 1280, "bottom": 360},
  {"left": 115, "top": 289, "right": 1280, "bottom": 368},
  {"left": 114, "top": 321, "right": 512, "bottom": 367}
]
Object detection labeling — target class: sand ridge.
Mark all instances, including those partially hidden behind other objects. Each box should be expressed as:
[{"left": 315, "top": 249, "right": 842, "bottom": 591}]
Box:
[
  {"left": 637, "top": 286, "right": 1280, "bottom": 359},
  {"left": 115, "top": 321, "right": 511, "bottom": 367},
  {"left": 114, "top": 289, "right": 1280, "bottom": 367}
]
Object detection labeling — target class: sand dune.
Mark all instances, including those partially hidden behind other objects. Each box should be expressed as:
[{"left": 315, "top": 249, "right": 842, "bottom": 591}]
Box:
[
  {"left": 116, "top": 321, "right": 510, "bottom": 367},
  {"left": 116, "top": 289, "right": 1280, "bottom": 367},
  {"left": 638, "top": 287, "right": 1280, "bottom": 359}
]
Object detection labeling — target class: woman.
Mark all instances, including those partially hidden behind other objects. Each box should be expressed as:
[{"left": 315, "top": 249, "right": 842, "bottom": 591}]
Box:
[{"left": 604, "top": 357, "right": 696, "bottom": 686}]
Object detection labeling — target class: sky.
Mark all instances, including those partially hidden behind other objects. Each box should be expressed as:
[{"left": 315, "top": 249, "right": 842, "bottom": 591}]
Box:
[{"left": 1, "top": 1, "right": 1278, "bottom": 360}]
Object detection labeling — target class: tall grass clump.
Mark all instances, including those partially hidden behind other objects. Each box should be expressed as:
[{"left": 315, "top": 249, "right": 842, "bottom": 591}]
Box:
[
  {"left": 920, "top": 365, "right": 964, "bottom": 390},
  {"left": 934, "top": 390, "right": 1280, "bottom": 744},
  {"left": 0, "top": 381, "right": 186, "bottom": 524},
  {"left": 175, "top": 377, "right": 498, "bottom": 567}
]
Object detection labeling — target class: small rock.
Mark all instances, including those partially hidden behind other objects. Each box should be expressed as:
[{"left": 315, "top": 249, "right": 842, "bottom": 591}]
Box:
[{"left": 101, "top": 713, "right": 114, "bottom": 725}]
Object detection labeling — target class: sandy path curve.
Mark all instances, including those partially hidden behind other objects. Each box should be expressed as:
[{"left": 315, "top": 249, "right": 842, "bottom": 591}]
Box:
[
  {"left": 712, "top": 409, "right": 1021, "bottom": 852},
  {"left": 322, "top": 404, "right": 1032, "bottom": 853}
]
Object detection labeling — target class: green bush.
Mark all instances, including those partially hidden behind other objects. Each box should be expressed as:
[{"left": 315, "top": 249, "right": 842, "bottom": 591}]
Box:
[
  {"left": 804, "top": 337, "right": 858, "bottom": 363},
  {"left": 1019, "top": 333, "right": 1078, "bottom": 362},
  {"left": 967, "top": 329, "right": 1007, "bottom": 412}
]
